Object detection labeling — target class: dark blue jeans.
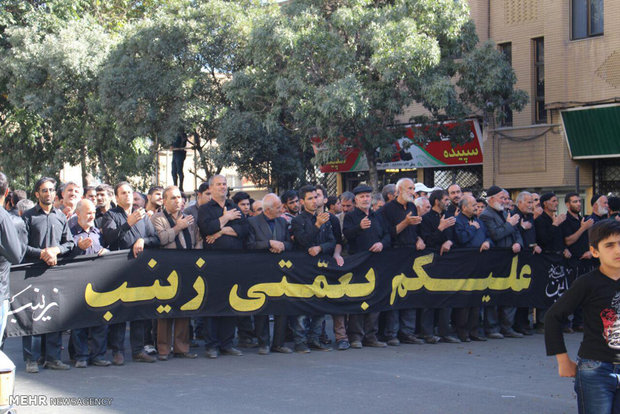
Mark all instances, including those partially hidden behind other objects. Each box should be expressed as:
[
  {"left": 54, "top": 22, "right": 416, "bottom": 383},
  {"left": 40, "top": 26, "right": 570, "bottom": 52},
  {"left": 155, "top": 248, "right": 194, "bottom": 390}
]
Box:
[
  {"left": 292, "top": 315, "right": 324, "bottom": 345},
  {"left": 71, "top": 325, "right": 108, "bottom": 362},
  {"left": 383, "top": 308, "right": 417, "bottom": 339},
  {"left": 22, "top": 332, "right": 62, "bottom": 362},
  {"left": 575, "top": 358, "right": 620, "bottom": 414},
  {"left": 201, "top": 316, "right": 235, "bottom": 350}
]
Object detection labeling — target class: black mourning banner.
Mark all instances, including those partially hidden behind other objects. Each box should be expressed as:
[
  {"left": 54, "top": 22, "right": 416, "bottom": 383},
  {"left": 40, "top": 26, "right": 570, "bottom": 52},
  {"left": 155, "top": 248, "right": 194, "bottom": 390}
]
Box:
[{"left": 6, "top": 248, "right": 575, "bottom": 337}]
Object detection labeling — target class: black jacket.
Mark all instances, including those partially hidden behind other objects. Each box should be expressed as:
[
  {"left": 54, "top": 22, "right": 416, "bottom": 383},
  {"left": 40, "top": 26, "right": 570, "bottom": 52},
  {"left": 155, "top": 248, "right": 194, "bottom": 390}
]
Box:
[
  {"left": 343, "top": 207, "right": 390, "bottom": 254},
  {"left": 382, "top": 199, "right": 420, "bottom": 247},
  {"left": 0, "top": 207, "right": 25, "bottom": 301},
  {"left": 419, "top": 209, "right": 454, "bottom": 249},
  {"left": 291, "top": 210, "right": 336, "bottom": 254},
  {"left": 197, "top": 199, "right": 249, "bottom": 250},
  {"left": 101, "top": 206, "right": 160, "bottom": 251}
]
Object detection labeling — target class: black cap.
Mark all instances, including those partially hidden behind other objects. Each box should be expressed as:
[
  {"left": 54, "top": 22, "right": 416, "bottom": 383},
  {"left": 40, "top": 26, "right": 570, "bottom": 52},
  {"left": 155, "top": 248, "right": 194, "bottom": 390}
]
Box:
[
  {"left": 591, "top": 193, "right": 602, "bottom": 206},
  {"left": 539, "top": 192, "right": 556, "bottom": 206},
  {"left": 486, "top": 185, "right": 503, "bottom": 198},
  {"left": 352, "top": 185, "right": 373, "bottom": 195}
]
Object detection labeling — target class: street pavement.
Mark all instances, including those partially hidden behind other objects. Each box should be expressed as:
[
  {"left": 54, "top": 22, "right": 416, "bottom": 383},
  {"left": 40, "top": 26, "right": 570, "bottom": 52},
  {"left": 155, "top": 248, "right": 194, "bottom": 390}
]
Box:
[{"left": 4, "top": 327, "right": 579, "bottom": 414}]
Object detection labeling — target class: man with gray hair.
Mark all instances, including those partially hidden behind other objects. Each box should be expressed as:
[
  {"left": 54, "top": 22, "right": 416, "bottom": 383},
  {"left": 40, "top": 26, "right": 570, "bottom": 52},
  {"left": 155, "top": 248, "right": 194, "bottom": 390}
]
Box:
[
  {"left": 16, "top": 199, "right": 34, "bottom": 217},
  {"left": 381, "top": 184, "right": 396, "bottom": 203},
  {"left": 246, "top": 193, "right": 294, "bottom": 354},
  {"left": 371, "top": 193, "right": 385, "bottom": 212},
  {"left": 69, "top": 198, "right": 110, "bottom": 368},
  {"left": 197, "top": 174, "right": 248, "bottom": 358},
  {"left": 414, "top": 196, "right": 431, "bottom": 216},
  {"left": 381, "top": 178, "right": 425, "bottom": 345},
  {"left": 479, "top": 186, "right": 523, "bottom": 339}
]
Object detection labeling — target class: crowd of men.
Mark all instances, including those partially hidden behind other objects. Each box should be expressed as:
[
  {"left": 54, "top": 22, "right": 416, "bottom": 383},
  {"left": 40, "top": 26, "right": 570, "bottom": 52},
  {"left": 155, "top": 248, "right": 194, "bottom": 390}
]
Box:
[{"left": 1, "top": 170, "right": 619, "bottom": 373}]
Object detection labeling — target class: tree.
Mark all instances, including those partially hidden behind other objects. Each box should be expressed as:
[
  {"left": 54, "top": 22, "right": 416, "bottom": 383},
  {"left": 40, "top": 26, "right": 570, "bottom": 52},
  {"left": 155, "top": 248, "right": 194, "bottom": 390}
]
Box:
[
  {"left": 227, "top": 0, "right": 527, "bottom": 190},
  {"left": 99, "top": 0, "right": 257, "bottom": 183}
]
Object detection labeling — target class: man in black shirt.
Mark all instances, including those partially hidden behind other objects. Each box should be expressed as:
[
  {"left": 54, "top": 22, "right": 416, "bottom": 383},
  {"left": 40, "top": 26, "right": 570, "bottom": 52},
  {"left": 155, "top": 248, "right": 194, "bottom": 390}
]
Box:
[
  {"left": 545, "top": 219, "right": 620, "bottom": 413},
  {"left": 102, "top": 181, "right": 161, "bottom": 365},
  {"left": 0, "top": 172, "right": 25, "bottom": 351},
  {"left": 291, "top": 185, "right": 335, "bottom": 353},
  {"left": 198, "top": 175, "right": 248, "bottom": 358},
  {"left": 561, "top": 192, "right": 595, "bottom": 332},
  {"left": 513, "top": 191, "right": 540, "bottom": 336},
  {"left": 381, "top": 178, "right": 424, "bottom": 345},
  {"left": 343, "top": 185, "right": 390, "bottom": 349},
  {"left": 535, "top": 193, "right": 568, "bottom": 255},
  {"left": 446, "top": 184, "right": 462, "bottom": 218},
  {"left": 419, "top": 189, "right": 459, "bottom": 344},
  {"left": 22, "top": 177, "right": 75, "bottom": 373}
]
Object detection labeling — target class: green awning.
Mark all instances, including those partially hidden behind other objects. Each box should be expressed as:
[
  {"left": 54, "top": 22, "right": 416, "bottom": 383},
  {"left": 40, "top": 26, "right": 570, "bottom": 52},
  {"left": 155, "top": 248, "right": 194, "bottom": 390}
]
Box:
[{"left": 561, "top": 104, "right": 620, "bottom": 159}]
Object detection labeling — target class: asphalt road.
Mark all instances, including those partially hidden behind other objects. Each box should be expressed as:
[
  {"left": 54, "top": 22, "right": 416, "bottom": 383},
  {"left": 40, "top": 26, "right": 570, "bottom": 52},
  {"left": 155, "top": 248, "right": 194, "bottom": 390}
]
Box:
[{"left": 3, "top": 327, "right": 579, "bottom": 414}]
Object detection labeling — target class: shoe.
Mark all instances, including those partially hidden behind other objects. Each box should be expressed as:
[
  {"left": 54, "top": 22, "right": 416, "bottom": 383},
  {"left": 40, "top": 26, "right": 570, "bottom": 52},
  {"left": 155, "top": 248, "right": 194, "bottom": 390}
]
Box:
[
  {"left": 295, "top": 343, "right": 311, "bottom": 353},
  {"left": 157, "top": 354, "right": 169, "bottom": 361},
  {"left": 350, "top": 340, "right": 363, "bottom": 349},
  {"left": 308, "top": 340, "right": 332, "bottom": 351},
  {"left": 112, "top": 352, "right": 125, "bottom": 366},
  {"left": 258, "top": 346, "right": 270, "bottom": 355},
  {"left": 458, "top": 336, "right": 472, "bottom": 343},
  {"left": 502, "top": 330, "right": 524, "bottom": 338},
  {"left": 174, "top": 352, "right": 198, "bottom": 359},
  {"left": 26, "top": 360, "right": 39, "bottom": 373},
  {"left": 143, "top": 344, "right": 157, "bottom": 355},
  {"left": 439, "top": 336, "right": 461, "bottom": 344},
  {"left": 221, "top": 347, "right": 243, "bottom": 356},
  {"left": 45, "top": 359, "right": 71, "bottom": 370},
  {"left": 573, "top": 325, "right": 584, "bottom": 333},
  {"left": 535, "top": 326, "right": 545, "bottom": 334},
  {"left": 319, "top": 334, "right": 332, "bottom": 345},
  {"left": 75, "top": 360, "right": 87, "bottom": 368},
  {"left": 487, "top": 332, "right": 504, "bottom": 339},
  {"left": 399, "top": 335, "right": 424, "bottom": 345},
  {"left": 271, "top": 346, "right": 293, "bottom": 354},
  {"left": 363, "top": 340, "right": 387, "bottom": 348},
  {"left": 514, "top": 326, "right": 534, "bottom": 336},
  {"left": 205, "top": 348, "right": 219, "bottom": 359},
  {"left": 563, "top": 327, "right": 575, "bottom": 334},
  {"left": 133, "top": 351, "right": 157, "bottom": 363},
  {"left": 470, "top": 335, "right": 488, "bottom": 342},
  {"left": 336, "top": 340, "right": 350, "bottom": 350},
  {"left": 91, "top": 359, "right": 112, "bottom": 367},
  {"left": 424, "top": 335, "right": 440, "bottom": 344},
  {"left": 237, "top": 338, "right": 258, "bottom": 348},
  {"left": 387, "top": 338, "right": 401, "bottom": 346}
]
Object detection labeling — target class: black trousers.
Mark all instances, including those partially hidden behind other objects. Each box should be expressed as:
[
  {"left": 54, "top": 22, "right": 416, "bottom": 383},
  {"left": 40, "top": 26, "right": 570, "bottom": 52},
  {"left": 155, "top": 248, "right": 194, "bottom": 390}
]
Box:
[{"left": 254, "top": 315, "right": 287, "bottom": 348}]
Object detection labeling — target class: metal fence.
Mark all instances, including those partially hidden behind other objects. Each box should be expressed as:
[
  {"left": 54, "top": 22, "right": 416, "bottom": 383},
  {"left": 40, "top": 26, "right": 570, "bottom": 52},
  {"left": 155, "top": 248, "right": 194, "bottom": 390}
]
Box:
[
  {"left": 594, "top": 159, "right": 620, "bottom": 196},
  {"left": 423, "top": 166, "right": 484, "bottom": 196}
]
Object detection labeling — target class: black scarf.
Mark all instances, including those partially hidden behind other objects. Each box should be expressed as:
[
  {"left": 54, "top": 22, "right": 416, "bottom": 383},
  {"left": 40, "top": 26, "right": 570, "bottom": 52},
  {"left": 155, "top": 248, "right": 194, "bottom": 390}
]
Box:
[{"left": 163, "top": 209, "right": 193, "bottom": 250}]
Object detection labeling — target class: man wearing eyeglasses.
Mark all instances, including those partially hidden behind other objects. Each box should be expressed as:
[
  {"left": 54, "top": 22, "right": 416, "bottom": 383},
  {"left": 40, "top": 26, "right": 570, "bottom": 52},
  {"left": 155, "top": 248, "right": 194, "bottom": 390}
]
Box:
[{"left": 21, "top": 176, "right": 75, "bottom": 373}]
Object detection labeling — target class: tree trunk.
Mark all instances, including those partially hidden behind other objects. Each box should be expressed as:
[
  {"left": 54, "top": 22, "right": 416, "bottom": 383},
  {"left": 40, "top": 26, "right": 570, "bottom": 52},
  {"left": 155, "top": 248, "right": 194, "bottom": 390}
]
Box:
[
  {"left": 365, "top": 149, "right": 379, "bottom": 192},
  {"left": 80, "top": 146, "right": 88, "bottom": 187}
]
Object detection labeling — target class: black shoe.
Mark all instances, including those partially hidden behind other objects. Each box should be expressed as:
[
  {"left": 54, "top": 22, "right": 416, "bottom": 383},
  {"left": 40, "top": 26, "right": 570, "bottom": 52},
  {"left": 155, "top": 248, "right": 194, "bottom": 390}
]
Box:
[
  {"left": 174, "top": 352, "right": 198, "bottom": 359},
  {"left": 132, "top": 351, "right": 157, "bottom": 363},
  {"left": 424, "top": 335, "right": 440, "bottom": 344},
  {"left": 439, "top": 336, "right": 461, "bottom": 344},
  {"left": 470, "top": 335, "right": 488, "bottom": 342},
  {"left": 237, "top": 338, "right": 258, "bottom": 348},
  {"left": 205, "top": 348, "right": 219, "bottom": 359},
  {"left": 271, "top": 346, "right": 293, "bottom": 354},
  {"left": 502, "top": 330, "right": 524, "bottom": 338},
  {"left": 221, "top": 347, "right": 243, "bottom": 356},
  {"left": 308, "top": 340, "right": 332, "bottom": 351},
  {"left": 295, "top": 343, "right": 310, "bottom": 353},
  {"left": 399, "top": 334, "right": 424, "bottom": 345},
  {"left": 458, "top": 336, "right": 472, "bottom": 342},
  {"left": 362, "top": 340, "right": 387, "bottom": 348}
]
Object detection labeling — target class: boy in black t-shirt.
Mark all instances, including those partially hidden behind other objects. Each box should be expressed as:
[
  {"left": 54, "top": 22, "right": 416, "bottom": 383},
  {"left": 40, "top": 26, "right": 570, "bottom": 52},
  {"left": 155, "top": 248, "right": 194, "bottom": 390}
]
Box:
[{"left": 545, "top": 219, "right": 620, "bottom": 414}]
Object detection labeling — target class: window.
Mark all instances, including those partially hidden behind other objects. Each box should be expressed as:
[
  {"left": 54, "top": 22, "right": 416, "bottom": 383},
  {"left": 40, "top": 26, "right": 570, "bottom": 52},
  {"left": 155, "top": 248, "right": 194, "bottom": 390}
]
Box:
[
  {"left": 498, "top": 42, "right": 513, "bottom": 127},
  {"left": 571, "top": 0, "right": 603, "bottom": 40},
  {"left": 533, "top": 38, "right": 546, "bottom": 124}
]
